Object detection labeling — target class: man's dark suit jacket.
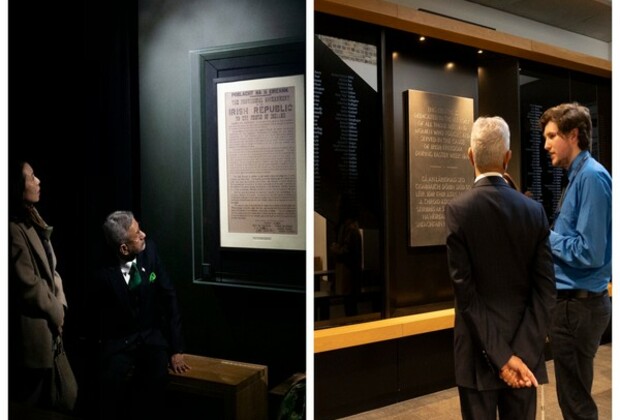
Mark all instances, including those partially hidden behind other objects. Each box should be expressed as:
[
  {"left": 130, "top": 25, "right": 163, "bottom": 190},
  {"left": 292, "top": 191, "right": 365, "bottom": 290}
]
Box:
[
  {"left": 92, "top": 239, "right": 184, "bottom": 358},
  {"left": 445, "top": 176, "right": 556, "bottom": 391}
]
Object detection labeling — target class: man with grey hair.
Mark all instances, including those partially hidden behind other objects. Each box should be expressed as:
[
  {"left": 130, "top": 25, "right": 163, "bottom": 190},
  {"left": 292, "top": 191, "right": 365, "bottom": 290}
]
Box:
[
  {"left": 445, "top": 116, "right": 556, "bottom": 419},
  {"left": 92, "top": 211, "right": 189, "bottom": 419}
]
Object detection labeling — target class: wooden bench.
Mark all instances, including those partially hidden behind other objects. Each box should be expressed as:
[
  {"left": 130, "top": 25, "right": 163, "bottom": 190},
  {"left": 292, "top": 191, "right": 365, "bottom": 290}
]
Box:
[{"left": 167, "top": 355, "right": 268, "bottom": 420}]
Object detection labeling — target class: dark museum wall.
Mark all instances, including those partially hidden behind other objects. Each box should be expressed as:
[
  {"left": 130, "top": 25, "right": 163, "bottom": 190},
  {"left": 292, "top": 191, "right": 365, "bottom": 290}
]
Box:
[
  {"left": 9, "top": 0, "right": 142, "bottom": 412},
  {"left": 385, "top": 30, "right": 479, "bottom": 316},
  {"left": 9, "top": 0, "right": 306, "bottom": 411},
  {"left": 136, "top": 0, "right": 307, "bottom": 389}
]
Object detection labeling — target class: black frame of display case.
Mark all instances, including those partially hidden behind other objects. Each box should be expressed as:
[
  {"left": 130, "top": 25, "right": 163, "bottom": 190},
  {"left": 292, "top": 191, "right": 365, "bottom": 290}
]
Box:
[{"left": 189, "top": 38, "right": 306, "bottom": 293}]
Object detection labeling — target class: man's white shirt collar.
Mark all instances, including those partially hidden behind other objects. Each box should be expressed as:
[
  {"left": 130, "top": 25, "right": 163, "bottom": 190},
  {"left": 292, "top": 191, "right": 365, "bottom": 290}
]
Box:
[
  {"left": 474, "top": 172, "right": 506, "bottom": 184},
  {"left": 120, "top": 258, "right": 138, "bottom": 284}
]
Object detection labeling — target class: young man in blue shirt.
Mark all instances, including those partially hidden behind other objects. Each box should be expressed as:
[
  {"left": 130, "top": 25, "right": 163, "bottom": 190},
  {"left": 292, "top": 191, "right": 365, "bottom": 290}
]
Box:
[{"left": 541, "top": 102, "right": 611, "bottom": 420}]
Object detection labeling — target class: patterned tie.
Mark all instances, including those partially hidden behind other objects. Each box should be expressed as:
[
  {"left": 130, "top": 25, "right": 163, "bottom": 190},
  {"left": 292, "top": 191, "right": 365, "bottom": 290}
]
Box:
[{"left": 128, "top": 262, "right": 142, "bottom": 290}]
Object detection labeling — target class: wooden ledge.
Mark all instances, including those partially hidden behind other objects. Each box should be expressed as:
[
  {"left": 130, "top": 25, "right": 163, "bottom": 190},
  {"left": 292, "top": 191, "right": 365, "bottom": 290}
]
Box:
[
  {"left": 315, "top": 283, "right": 612, "bottom": 353},
  {"left": 315, "top": 0, "right": 611, "bottom": 78},
  {"left": 314, "top": 308, "right": 455, "bottom": 353}
]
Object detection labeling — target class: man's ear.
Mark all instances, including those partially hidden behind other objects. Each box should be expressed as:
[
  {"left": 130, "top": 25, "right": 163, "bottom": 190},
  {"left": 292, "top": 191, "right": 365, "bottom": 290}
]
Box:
[
  {"left": 119, "top": 243, "right": 128, "bottom": 256},
  {"left": 503, "top": 150, "right": 512, "bottom": 170},
  {"left": 468, "top": 147, "right": 475, "bottom": 167},
  {"left": 568, "top": 127, "right": 579, "bottom": 145}
]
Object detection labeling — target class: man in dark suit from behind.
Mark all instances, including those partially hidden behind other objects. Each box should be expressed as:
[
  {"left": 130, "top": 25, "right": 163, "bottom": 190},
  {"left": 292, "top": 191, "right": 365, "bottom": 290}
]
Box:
[
  {"left": 445, "top": 116, "right": 556, "bottom": 419},
  {"left": 92, "top": 210, "right": 189, "bottom": 419}
]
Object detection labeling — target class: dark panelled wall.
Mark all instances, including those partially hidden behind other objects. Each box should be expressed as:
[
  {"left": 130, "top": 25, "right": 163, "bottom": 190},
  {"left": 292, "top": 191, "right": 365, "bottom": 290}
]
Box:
[
  {"left": 315, "top": 330, "right": 455, "bottom": 419},
  {"left": 384, "top": 30, "right": 479, "bottom": 316},
  {"left": 10, "top": 0, "right": 142, "bottom": 414},
  {"left": 315, "top": 28, "right": 474, "bottom": 419},
  {"left": 137, "top": 0, "right": 306, "bottom": 388},
  {"left": 10, "top": 0, "right": 306, "bottom": 416},
  {"left": 477, "top": 56, "right": 521, "bottom": 187}
]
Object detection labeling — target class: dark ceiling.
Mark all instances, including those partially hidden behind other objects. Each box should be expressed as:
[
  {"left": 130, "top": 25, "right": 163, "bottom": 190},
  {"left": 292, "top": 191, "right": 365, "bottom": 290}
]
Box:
[{"left": 466, "top": 0, "right": 611, "bottom": 42}]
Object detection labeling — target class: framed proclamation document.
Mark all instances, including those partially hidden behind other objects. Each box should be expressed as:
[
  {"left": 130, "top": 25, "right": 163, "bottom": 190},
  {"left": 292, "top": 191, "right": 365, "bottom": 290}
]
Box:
[
  {"left": 189, "top": 38, "right": 305, "bottom": 291},
  {"left": 217, "top": 76, "right": 305, "bottom": 250}
]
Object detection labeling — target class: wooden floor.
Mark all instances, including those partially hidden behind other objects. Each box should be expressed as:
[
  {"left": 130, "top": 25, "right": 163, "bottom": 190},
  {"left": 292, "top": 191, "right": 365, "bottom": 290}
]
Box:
[{"left": 341, "top": 343, "right": 612, "bottom": 420}]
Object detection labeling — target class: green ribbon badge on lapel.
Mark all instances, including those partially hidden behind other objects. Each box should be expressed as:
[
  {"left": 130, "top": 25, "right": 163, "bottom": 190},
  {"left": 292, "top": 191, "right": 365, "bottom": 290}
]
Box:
[{"left": 149, "top": 272, "right": 157, "bottom": 283}]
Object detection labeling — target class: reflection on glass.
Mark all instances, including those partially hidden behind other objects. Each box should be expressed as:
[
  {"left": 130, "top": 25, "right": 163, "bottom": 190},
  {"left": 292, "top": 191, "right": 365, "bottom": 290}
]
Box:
[
  {"left": 314, "top": 33, "right": 383, "bottom": 328},
  {"left": 330, "top": 203, "right": 362, "bottom": 317}
]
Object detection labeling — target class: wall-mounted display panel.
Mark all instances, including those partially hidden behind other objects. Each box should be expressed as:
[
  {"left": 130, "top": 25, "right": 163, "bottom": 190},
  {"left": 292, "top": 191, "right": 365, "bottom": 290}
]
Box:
[
  {"left": 190, "top": 38, "right": 305, "bottom": 292},
  {"left": 386, "top": 30, "right": 479, "bottom": 317},
  {"left": 406, "top": 90, "right": 473, "bottom": 247}
]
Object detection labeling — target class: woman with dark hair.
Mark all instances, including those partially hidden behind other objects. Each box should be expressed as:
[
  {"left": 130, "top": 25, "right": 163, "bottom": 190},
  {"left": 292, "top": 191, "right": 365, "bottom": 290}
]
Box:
[{"left": 9, "top": 161, "right": 68, "bottom": 408}]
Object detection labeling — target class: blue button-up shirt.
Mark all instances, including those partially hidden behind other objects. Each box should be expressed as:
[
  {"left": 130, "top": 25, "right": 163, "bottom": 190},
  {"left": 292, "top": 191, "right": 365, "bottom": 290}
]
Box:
[{"left": 550, "top": 150, "right": 612, "bottom": 292}]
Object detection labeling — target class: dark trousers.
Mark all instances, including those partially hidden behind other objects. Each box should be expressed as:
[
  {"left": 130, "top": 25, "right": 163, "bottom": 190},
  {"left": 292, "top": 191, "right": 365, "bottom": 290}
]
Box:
[
  {"left": 550, "top": 294, "right": 611, "bottom": 420},
  {"left": 99, "top": 343, "right": 169, "bottom": 420},
  {"left": 458, "top": 386, "right": 537, "bottom": 420}
]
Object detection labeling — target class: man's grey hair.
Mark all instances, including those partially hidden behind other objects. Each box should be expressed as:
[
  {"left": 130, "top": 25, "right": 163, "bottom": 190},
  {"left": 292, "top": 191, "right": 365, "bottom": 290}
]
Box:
[
  {"left": 470, "top": 116, "right": 510, "bottom": 169},
  {"left": 103, "top": 210, "right": 134, "bottom": 247}
]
